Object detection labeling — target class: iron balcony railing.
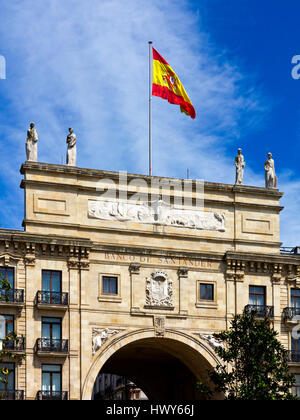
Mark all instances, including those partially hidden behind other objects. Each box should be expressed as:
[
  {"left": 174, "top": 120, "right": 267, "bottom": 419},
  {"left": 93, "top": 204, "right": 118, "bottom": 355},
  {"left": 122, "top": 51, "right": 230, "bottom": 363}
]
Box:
[
  {"left": 0, "top": 289, "right": 24, "bottom": 304},
  {"left": 286, "top": 351, "right": 300, "bottom": 363},
  {"left": 36, "top": 291, "right": 69, "bottom": 306},
  {"left": 244, "top": 304, "right": 274, "bottom": 319},
  {"left": 36, "top": 391, "right": 68, "bottom": 400},
  {"left": 283, "top": 307, "right": 300, "bottom": 321},
  {"left": 3, "top": 336, "right": 25, "bottom": 352},
  {"left": 0, "top": 390, "right": 24, "bottom": 400},
  {"left": 36, "top": 338, "right": 69, "bottom": 353}
]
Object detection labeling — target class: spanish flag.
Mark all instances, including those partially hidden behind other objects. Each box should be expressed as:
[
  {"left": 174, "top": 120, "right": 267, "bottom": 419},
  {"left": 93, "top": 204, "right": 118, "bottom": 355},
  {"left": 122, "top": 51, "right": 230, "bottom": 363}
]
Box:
[{"left": 152, "top": 47, "right": 196, "bottom": 119}]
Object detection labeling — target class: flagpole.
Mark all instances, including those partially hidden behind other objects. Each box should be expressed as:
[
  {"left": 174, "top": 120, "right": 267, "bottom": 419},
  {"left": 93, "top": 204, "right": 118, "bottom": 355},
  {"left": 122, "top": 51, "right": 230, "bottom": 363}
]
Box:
[{"left": 148, "top": 41, "right": 153, "bottom": 176}]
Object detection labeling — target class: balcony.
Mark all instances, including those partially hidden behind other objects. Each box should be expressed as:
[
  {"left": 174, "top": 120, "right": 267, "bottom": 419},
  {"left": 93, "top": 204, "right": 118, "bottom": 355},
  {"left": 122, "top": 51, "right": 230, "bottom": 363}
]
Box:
[
  {"left": 2, "top": 336, "right": 25, "bottom": 353},
  {"left": 286, "top": 351, "right": 300, "bottom": 364},
  {"left": 244, "top": 304, "right": 274, "bottom": 319},
  {"left": 35, "top": 338, "right": 69, "bottom": 357},
  {"left": 0, "top": 390, "right": 24, "bottom": 400},
  {"left": 283, "top": 307, "right": 300, "bottom": 324},
  {"left": 36, "top": 390, "right": 68, "bottom": 400},
  {"left": 0, "top": 289, "right": 24, "bottom": 308},
  {"left": 36, "top": 291, "right": 69, "bottom": 311}
]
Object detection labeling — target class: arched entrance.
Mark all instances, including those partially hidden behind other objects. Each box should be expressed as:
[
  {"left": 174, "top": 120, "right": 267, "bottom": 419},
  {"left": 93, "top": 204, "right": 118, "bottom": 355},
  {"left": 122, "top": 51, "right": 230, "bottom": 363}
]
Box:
[{"left": 82, "top": 329, "right": 221, "bottom": 400}]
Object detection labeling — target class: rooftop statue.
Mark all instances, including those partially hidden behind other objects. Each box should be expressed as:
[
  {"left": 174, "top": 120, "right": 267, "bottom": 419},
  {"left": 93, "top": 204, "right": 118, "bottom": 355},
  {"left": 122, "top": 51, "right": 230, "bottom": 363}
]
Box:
[
  {"left": 26, "top": 122, "right": 38, "bottom": 162},
  {"left": 235, "top": 148, "right": 245, "bottom": 185},
  {"left": 264, "top": 152, "right": 277, "bottom": 189},
  {"left": 66, "top": 127, "right": 77, "bottom": 166}
]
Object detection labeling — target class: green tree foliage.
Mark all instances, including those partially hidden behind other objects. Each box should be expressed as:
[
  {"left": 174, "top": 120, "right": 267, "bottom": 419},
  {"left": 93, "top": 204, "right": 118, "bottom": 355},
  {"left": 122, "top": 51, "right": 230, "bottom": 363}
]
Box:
[{"left": 199, "top": 311, "right": 297, "bottom": 400}]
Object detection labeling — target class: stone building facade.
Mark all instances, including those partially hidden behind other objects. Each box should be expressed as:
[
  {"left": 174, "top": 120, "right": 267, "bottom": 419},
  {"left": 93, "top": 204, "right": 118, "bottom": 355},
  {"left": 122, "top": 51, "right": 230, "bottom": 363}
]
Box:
[{"left": 0, "top": 161, "right": 300, "bottom": 400}]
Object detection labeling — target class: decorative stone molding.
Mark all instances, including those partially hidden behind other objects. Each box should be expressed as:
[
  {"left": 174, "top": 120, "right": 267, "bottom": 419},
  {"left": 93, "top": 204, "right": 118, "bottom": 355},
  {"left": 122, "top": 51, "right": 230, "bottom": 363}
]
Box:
[
  {"left": 271, "top": 263, "right": 283, "bottom": 283},
  {"left": 92, "top": 328, "right": 123, "bottom": 355},
  {"left": 79, "top": 259, "right": 90, "bottom": 271},
  {"left": 146, "top": 270, "right": 173, "bottom": 308},
  {"left": 24, "top": 253, "right": 36, "bottom": 267},
  {"left": 225, "top": 259, "right": 245, "bottom": 282},
  {"left": 177, "top": 267, "right": 189, "bottom": 278},
  {"left": 67, "top": 258, "right": 80, "bottom": 270},
  {"left": 153, "top": 316, "right": 165, "bottom": 337},
  {"left": 235, "top": 261, "right": 245, "bottom": 282},
  {"left": 286, "top": 276, "right": 300, "bottom": 288},
  {"left": 129, "top": 262, "right": 141, "bottom": 275},
  {"left": 0, "top": 253, "right": 22, "bottom": 266}
]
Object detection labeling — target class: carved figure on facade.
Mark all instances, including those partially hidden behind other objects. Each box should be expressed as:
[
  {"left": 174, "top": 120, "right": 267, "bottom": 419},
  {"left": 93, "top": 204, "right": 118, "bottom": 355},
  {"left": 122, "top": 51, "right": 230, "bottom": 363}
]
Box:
[
  {"left": 199, "top": 334, "right": 224, "bottom": 350},
  {"left": 146, "top": 270, "right": 173, "bottom": 307},
  {"left": 153, "top": 316, "right": 165, "bottom": 337},
  {"left": 92, "top": 328, "right": 121, "bottom": 355}
]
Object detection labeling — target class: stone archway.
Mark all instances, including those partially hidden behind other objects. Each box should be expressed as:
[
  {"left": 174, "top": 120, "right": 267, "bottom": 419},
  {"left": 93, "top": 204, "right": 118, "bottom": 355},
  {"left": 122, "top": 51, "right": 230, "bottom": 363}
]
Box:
[{"left": 82, "top": 329, "right": 222, "bottom": 400}]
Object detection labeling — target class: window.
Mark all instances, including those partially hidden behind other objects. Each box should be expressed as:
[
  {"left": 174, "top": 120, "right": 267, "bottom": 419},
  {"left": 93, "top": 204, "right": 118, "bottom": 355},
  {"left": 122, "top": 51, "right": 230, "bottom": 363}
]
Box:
[
  {"left": 0, "top": 268, "right": 14, "bottom": 301},
  {"left": 249, "top": 286, "right": 266, "bottom": 306},
  {"left": 291, "top": 289, "right": 300, "bottom": 309},
  {"left": 0, "top": 267, "right": 14, "bottom": 289},
  {"left": 292, "top": 337, "right": 300, "bottom": 356},
  {"left": 200, "top": 283, "right": 214, "bottom": 301},
  {"left": 42, "top": 270, "right": 61, "bottom": 293},
  {"left": 42, "top": 317, "right": 62, "bottom": 340},
  {"left": 98, "top": 274, "right": 121, "bottom": 303},
  {"left": 0, "top": 363, "right": 15, "bottom": 392},
  {"left": 42, "top": 365, "right": 62, "bottom": 398},
  {"left": 41, "top": 271, "right": 62, "bottom": 304},
  {"left": 102, "top": 276, "right": 118, "bottom": 295},
  {"left": 0, "top": 315, "right": 14, "bottom": 349},
  {"left": 293, "top": 374, "right": 300, "bottom": 399},
  {"left": 0, "top": 314, "right": 14, "bottom": 336},
  {"left": 41, "top": 317, "right": 62, "bottom": 352}
]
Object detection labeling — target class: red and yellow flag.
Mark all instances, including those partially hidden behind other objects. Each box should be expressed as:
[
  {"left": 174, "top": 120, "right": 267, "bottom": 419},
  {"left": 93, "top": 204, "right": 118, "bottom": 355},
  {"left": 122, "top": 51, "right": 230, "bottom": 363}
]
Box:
[{"left": 152, "top": 47, "right": 196, "bottom": 119}]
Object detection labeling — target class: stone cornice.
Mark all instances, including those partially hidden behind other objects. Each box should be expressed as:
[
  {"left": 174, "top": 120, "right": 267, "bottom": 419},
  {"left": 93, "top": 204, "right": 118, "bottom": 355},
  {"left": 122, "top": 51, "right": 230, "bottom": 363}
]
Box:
[
  {"left": 0, "top": 229, "right": 93, "bottom": 248},
  {"left": 20, "top": 162, "right": 284, "bottom": 198},
  {"left": 20, "top": 179, "right": 284, "bottom": 212},
  {"left": 225, "top": 250, "right": 300, "bottom": 265},
  {"left": 21, "top": 219, "right": 282, "bottom": 249}
]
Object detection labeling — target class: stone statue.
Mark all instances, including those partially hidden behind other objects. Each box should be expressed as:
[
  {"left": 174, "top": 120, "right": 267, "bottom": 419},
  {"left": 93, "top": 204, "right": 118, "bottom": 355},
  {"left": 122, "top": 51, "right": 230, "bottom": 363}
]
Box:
[
  {"left": 235, "top": 148, "right": 245, "bottom": 185},
  {"left": 26, "top": 122, "right": 38, "bottom": 161},
  {"left": 264, "top": 152, "right": 277, "bottom": 189},
  {"left": 66, "top": 127, "right": 76, "bottom": 166}
]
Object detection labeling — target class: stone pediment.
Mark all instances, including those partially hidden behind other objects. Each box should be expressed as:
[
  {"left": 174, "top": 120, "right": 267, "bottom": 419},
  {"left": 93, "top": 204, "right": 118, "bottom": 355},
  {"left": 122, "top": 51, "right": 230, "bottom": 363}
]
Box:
[{"left": 88, "top": 199, "right": 225, "bottom": 232}]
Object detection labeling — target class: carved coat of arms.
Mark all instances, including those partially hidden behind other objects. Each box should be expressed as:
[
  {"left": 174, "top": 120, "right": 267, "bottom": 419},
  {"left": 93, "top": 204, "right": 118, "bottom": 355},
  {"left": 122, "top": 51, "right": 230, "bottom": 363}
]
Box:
[{"left": 146, "top": 270, "right": 173, "bottom": 307}]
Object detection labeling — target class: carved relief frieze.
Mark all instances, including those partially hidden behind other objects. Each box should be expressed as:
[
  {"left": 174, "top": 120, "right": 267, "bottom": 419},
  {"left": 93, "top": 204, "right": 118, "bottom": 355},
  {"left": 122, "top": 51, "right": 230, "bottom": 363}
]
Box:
[{"left": 88, "top": 199, "right": 226, "bottom": 232}]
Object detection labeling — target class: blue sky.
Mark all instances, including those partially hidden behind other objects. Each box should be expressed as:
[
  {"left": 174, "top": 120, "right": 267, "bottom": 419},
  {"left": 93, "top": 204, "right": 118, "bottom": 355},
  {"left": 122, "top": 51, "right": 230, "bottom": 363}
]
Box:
[{"left": 0, "top": 0, "right": 299, "bottom": 246}]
